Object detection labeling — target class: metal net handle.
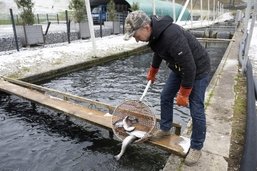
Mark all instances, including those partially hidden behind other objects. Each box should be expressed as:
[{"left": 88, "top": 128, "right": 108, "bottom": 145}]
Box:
[{"left": 139, "top": 80, "right": 151, "bottom": 102}]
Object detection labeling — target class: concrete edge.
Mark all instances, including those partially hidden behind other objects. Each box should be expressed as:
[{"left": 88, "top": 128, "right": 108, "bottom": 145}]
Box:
[{"left": 18, "top": 45, "right": 151, "bottom": 83}]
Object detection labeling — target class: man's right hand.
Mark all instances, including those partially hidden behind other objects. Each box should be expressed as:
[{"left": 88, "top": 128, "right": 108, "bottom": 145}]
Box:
[{"left": 147, "top": 65, "right": 159, "bottom": 83}]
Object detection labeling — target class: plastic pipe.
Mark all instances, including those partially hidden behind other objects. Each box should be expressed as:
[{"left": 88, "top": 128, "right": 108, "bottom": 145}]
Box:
[
  {"left": 85, "top": 0, "right": 96, "bottom": 56},
  {"left": 177, "top": 0, "right": 190, "bottom": 22}
]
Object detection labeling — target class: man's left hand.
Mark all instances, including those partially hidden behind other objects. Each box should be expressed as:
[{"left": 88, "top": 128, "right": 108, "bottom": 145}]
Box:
[{"left": 176, "top": 86, "right": 192, "bottom": 107}]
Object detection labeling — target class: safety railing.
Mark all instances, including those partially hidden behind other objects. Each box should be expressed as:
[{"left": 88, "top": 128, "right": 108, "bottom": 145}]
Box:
[{"left": 238, "top": 0, "right": 257, "bottom": 170}]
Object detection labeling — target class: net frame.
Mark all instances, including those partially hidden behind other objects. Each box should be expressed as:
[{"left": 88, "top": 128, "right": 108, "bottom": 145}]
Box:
[{"left": 111, "top": 99, "right": 156, "bottom": 143}]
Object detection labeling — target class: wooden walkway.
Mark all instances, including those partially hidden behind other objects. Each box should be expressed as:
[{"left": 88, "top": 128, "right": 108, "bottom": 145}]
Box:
[{"left": 0, "top": 77, "right": 190, "bottom": 157}]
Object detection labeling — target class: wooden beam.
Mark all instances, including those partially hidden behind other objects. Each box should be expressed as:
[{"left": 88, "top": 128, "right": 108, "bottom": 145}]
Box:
[
  {"left": 2, "top": 77, "right": 182, "bottom": 131},
  {"left": 0, "top": 79, "right": 188, "bottom": 156}
]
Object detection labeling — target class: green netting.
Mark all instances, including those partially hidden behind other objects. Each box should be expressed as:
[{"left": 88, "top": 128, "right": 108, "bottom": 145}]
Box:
[{"left": 125, "top": 0, "right": 191, "bottom": 21}]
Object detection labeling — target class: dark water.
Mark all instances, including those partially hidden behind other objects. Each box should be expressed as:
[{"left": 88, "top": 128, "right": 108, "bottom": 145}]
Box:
[
  {"left": 41, "top": 53, "right": 191, "bottom": 126},
  {"left": 0, "top": 95, "right": 169, "bottom": 171},
  {"left": 0, "top": 47, "right": 226, "bottom": 171}
]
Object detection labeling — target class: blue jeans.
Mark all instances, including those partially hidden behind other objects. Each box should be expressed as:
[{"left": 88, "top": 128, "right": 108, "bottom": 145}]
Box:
[{"left": 160, "top": 71, "right": 209, "bottom": 150}]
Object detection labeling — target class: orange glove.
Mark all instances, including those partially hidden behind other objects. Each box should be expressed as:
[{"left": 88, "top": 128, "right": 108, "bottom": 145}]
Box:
[
  {"left": 176, "top": 86, "right": 192, "bottom": 107},
  {"left": 147, "top": 65, "right": 159, "bottom": 83}
]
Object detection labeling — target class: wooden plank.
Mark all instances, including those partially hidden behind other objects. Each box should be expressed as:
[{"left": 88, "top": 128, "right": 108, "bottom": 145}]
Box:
[
  {"left": 2, "top": 76, "right": 182, "bottom": 131},
  {"left": 148, "top": 134, "right": 189, "bottom": 156},
  {"left": 2, "top": 76, "right": 115, "bottom": 113},
  {"left": 0, "top": 79, "right": 189, "bottom": 156},
  {"left": 0, "top": 79, "right": 112, "bottom": 128}
]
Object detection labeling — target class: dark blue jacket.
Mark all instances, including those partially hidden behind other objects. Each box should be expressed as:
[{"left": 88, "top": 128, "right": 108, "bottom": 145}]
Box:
[{"left": 148, "top": 15, "right": 210, "bottom": 88}]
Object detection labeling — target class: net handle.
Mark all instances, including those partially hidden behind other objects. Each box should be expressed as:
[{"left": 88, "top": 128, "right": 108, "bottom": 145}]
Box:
[{"left": 139, "top": 80, "right": 151, "bottom": 102}]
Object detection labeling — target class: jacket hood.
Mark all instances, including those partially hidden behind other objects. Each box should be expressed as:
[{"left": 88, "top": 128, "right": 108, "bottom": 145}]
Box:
[{"left": 149, "top": 15, "right": 173, "bottom": 44}]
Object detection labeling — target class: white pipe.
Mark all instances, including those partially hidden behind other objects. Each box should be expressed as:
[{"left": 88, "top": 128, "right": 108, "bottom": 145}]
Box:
[
  {"left": 220, "top": 4, "right": 224, "bottom": 14},
  {"left": 85, "top": 0, "right": 96, "bottom": 56},
  {"left": 244, "top": 0, "right": 255, "bottom": 59},
  {"left": 242, "top": 0, "right": 255, "bottom": 72},
  {"left": 219, "top": 2, "right": 221, "bottom": 15},
  {"left": 140, "top": 80, "right": 151, "bottom": 102},
  {"left": 213, "top": 0, "right": 215, "bottom": 21},
  {"left": 217, "top": 1, "right": 220, "bottom": 22},
  {"left": 190, "top": 0, "right": 193, "bottom": 28},
  {"left": 217, "top": 1, "right": 220, "bottom": 16},
  {"left": 244, "top": 0, "right": 252, "bottom": 32},
  {"left": 220, "top": 3, "right": 222, "bottom": 15},
  {"left": 152, "top": 0, "right": 156, "bottom": 15},
  {"left": 208, "top": 0, "right": 210, "bottom": 23},
  {"left": 177, "top": 0, "right": 190, "bottom": 22},
  {"left": 219, "top": 2, "right": 222, "bottom": 15},
  {"left": 201, "top": 0, "right": 203, "bottom": 26},
  {"left": 173, "top": 0, "right": 176, "bottom": 22}
]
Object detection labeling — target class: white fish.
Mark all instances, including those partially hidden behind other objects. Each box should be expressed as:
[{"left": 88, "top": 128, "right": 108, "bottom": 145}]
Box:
[
  {"left": 127, "top": 130, "right": 147, "bottom": 139},
  {"left": 114, "top": 135, "right": 137, "bottom": 160},
  {"left": 122, "top": 116, "right": 135, "bottom": 132},
  {"left": 113, "top": 118, "right": 123, "bottom": 128}
]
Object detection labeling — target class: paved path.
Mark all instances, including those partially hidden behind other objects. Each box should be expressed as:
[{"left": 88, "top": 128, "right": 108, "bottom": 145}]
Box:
[{"left": 163, "top": 23, "right": 244, "bottom": 171}]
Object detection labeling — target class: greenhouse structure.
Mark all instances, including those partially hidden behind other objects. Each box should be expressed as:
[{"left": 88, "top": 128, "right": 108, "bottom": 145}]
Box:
[{"left": 125, "top": 0, "right": 191, "bottom": 21}]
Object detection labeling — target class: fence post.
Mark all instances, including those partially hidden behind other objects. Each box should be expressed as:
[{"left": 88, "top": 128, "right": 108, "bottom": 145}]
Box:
[
  {"left": 46, "top": 14, "right": 49, "bottom": 23},
  {"left": 57, "top": 13, "right": 59, "bottom": 24},
  {"left": 37, "top": 14, "right": 40, "bottom": 24},
  {"left": 65, "top": 10, "right": 70, "bottom": 43},
  {"left": 9, "top": 8, "right": 19, "bottom": 52},
  {"left": 16, "top": 15, "right": 19, "bottom": 24},
  {"left": 100, "top": 10, "right": 102, "bottom": 38},
  {"left": 122, "top": 12, "right": 125, "bottom": 34},
  {"left": 44, "top": 22, "right": 51, "bottom": 36}
]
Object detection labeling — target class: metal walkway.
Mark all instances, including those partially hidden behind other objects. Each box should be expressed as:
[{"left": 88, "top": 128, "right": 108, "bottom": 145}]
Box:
[{"left": 0, "top": 77, "right": 190, "bottom": 157}]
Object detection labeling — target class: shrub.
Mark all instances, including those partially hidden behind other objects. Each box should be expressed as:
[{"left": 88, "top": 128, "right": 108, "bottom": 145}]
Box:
[
  {"left": 68, "top": 0, "right": 87, "bottom": 23},
  {"left": 15, "top": 0, "right": 35, "bottom": 25},
  {"left": 107, "top": 0, "right": 117, "bottom": 21},
  {"left": 130, "top": 2, "right": 139, "bottom": 11}
]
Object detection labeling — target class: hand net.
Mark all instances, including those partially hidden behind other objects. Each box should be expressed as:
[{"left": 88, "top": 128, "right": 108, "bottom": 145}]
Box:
[{"left": 111, "top": 99, "right": 156, "bottom": 143}]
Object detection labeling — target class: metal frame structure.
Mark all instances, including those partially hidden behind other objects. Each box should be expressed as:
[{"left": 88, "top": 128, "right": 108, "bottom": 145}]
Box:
[{"left": 238, "top": 0, "right": 257, "bottom": 170}]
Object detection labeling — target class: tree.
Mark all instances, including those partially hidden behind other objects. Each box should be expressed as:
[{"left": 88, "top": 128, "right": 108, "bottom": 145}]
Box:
[
  {"left": 107, "top": 0, "right": 117, "bottom": 21},
  {"left": 15, "top": 0, "right": 35, "bottom": 25},
  {"left": 130, "top": 2, "right": 139, "bottom": 11},
  {"left": 68, "top": 0, "right": 87, "bottom": 23}
]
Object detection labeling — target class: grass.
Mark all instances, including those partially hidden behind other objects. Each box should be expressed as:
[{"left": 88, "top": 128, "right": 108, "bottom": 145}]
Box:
[
  {"left": 227, "top": 72, "right": 246, "bottom": 171},
  {"left": 0, "top": 11, "right": 67, "bottom": 25},
  {"left": 7, "top": 66, "right": 31, "bottom": 79},
  {"left": 0, "top": 19, "right": 11, "bottom": 25}
]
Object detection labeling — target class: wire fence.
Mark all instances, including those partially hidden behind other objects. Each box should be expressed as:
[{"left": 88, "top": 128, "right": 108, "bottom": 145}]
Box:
[
  {"left": 0, "top": 12, "right": 68, "bottom": 25},
  {"left": 0, "top": 8, "right": 129, "bottom": 52}
]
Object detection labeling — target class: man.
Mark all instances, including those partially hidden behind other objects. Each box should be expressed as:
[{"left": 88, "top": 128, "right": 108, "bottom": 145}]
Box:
[{"left": 124, "top": 10, "right": 210, "bottom": 166}]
